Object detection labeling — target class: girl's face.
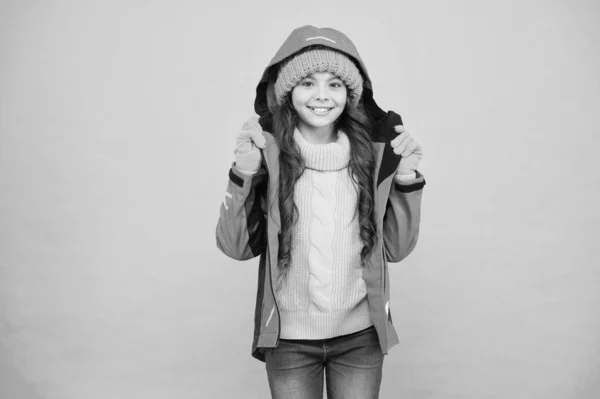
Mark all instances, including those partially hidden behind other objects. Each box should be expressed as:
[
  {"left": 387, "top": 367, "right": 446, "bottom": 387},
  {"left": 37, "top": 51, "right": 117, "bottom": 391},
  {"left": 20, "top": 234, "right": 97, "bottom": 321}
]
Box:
[{"left": 291, "top": 72, "right": 347, "bottom": 139}]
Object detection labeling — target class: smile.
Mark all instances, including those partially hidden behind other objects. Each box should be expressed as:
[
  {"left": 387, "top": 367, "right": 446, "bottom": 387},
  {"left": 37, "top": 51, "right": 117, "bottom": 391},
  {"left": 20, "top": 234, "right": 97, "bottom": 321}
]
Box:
[{"left": 308, "top": 106, "right": 334, "bottom": 115}]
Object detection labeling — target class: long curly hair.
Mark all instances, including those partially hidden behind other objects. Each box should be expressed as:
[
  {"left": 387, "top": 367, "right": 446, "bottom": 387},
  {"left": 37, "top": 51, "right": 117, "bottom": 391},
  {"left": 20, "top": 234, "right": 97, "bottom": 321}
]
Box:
[{"left": 272, "top": 93, "right": 376, "bottom": 273}]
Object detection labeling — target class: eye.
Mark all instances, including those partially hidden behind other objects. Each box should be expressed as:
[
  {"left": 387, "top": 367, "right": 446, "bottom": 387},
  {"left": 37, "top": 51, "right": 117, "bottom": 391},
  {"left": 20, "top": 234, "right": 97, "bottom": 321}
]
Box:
[
  {"left": 330, "top": 81, "right": 344, "bottom": 88},
  {"left": 301, "top": 80, "right": 314, "bottom": 87}
]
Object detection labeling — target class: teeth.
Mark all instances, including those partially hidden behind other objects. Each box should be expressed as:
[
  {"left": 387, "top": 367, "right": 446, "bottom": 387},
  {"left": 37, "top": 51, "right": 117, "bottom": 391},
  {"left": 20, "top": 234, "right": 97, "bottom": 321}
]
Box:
[{"left": 311, "top": 107, "right": 330, "bottom": 113}]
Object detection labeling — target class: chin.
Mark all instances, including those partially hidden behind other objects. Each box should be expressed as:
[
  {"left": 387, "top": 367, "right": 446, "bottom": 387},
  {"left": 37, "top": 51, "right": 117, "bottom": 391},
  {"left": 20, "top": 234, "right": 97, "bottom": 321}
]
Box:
[{"left": 309, "top": 116, "right": 336, "bottom": 127}]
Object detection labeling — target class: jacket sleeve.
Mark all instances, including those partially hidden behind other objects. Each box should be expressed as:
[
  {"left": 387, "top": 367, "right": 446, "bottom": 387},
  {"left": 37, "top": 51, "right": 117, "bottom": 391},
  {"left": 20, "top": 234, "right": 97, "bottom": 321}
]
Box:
[
  {"left": 216, "top": 164, "right": 268, "bottom": 261},
  {"left": 382, "top": 171, "right": 426, "bottom": 263}
]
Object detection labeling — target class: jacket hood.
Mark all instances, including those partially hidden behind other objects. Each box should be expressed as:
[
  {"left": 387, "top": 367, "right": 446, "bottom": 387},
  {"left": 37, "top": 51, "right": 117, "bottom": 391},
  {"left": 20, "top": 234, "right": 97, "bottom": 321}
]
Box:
[{"left": 254, "top": 25, "right": 386, "bottom": 131}]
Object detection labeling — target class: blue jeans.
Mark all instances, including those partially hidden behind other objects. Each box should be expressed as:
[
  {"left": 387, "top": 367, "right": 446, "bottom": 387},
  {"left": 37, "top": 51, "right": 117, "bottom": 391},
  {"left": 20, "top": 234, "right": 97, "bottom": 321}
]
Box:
[{"left": 265, "top": 326, "right": 384, "bottom": 399}]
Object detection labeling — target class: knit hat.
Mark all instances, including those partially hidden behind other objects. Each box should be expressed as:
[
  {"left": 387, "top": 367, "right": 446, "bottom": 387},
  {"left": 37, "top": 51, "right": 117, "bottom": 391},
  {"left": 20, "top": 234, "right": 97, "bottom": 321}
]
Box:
[{"left": 274, "top": 47, "right": 364, "bottom": 106}]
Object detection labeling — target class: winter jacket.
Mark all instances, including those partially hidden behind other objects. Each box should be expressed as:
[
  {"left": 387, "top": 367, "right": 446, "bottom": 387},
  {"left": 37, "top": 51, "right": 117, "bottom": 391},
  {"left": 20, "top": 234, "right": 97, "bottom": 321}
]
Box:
[{"left": 216, "top": 25, "right": 426, "bottom": 362}]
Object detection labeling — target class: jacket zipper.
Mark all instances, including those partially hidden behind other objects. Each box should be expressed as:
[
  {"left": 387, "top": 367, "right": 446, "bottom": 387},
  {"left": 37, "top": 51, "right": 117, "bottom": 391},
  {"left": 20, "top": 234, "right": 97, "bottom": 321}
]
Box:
[{"left": 381, "top": 246, "right": 388, "bottom": 319}]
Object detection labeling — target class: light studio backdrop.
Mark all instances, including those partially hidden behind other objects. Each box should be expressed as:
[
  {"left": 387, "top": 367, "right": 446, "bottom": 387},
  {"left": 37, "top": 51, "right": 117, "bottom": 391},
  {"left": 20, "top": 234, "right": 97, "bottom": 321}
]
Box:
[{"left": 1, "top": 0, "right": 598, "bottom": 398}]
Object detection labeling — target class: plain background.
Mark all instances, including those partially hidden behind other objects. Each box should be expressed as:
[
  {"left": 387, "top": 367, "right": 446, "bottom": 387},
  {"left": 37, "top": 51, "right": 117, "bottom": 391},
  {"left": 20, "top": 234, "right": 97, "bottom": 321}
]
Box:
[{"left": 1, "top": 0, "right": 599, "bottom": 398}]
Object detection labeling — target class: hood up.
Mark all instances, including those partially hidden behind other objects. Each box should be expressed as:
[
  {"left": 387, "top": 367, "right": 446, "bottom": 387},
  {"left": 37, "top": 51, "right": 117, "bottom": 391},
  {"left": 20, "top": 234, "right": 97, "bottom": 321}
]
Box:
[{"left": 254, "top": 25, "right": 387, "bottom": 132}]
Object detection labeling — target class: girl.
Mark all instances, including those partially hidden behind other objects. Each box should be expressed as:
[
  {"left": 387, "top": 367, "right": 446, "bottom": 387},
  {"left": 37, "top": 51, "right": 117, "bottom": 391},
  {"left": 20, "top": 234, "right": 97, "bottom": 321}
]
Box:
[{"left": 216, "top": 25, "right": 425, "bottom": 399}]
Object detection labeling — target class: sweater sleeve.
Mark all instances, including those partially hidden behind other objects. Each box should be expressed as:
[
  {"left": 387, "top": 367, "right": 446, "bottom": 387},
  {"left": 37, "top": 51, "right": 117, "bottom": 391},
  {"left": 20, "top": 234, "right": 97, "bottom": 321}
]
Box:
[{"left": 393, "top": 170, "right": 417, "bottom": 183}]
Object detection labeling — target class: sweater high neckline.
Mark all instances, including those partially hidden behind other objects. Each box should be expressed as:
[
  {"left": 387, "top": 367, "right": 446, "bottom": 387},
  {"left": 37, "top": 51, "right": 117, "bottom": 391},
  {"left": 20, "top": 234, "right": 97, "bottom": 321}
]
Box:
[{"left": 293, "top": 128, "right": 351, "bottom": 172}]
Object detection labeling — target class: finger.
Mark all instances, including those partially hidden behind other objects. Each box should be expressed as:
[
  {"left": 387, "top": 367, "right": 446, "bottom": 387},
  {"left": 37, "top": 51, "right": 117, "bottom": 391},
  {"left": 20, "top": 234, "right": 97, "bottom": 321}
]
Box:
[
  {"left": 413, "top": 142, "right": 424, "bottom": 156},
  {"left": 242, "top": 118, "right": 260, "bottom": 131},
  {"left": 391, "top": 132, "right": 411, "bottom": 149},
  {"left": 250, "top": 130, "right": 266, "bottom": 149},
  {"left": 401, "top": 140, "right": 419, "bottom": 157},
  {"left": 391, "top": 130, "right": 411, "bottom": 145},
  {"left": 393, "top": 142, "right": 410, "bottom": 155},
  {"left": 392, "top": 138, "right": 410, "bottom": 155},
  {"left": 393, "top": 125, "right": 406, "bottom": 134},
  {"left": 405, "top": 140, "right": 423, "bottom": 156},
  {"left": 401, "top": 141, "right": 417, "bottom": 157},
  {"left": 392, "top": 135, "right": 413, "bottom": 155},
  {"left": 240, "top": 118, "right": 262, "bottom": 140},
  {"left": 240, "top": 122, "right": 253, "bottom": 136}
]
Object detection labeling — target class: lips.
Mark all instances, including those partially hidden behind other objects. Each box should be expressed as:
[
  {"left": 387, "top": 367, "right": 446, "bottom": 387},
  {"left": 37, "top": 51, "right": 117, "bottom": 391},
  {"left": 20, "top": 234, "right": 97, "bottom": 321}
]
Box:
[{"left": 308, "top": 106, "right": 334, "bottom": 114}]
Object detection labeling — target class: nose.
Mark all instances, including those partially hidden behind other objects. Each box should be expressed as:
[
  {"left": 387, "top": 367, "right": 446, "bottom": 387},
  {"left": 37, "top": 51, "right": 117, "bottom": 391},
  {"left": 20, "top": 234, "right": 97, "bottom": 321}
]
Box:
[{"left": 315, "top": 82, "right": 328, "bottom": 101}]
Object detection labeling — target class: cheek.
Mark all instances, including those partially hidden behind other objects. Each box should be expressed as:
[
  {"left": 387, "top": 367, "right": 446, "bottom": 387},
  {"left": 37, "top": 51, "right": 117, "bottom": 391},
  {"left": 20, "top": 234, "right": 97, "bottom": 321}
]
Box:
[
  {"left": 334, "top": 90, "right": 348, "bottom": 106},
  {"left": 291, "top": 89, "right": 305, "bottom": 111}
]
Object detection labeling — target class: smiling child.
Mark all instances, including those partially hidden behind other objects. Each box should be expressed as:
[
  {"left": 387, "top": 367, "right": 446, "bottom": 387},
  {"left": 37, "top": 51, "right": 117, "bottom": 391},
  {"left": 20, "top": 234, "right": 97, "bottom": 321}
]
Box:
[{"left": 216, "top": 25, "right": 426, "bottom": 399}]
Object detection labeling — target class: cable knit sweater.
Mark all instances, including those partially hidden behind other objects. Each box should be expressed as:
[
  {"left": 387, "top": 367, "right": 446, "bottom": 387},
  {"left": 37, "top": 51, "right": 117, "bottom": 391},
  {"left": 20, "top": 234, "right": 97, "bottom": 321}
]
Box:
[
  {"left": 234, "top": 127, "right": 417, "bottom": 339},
  {"left": 275, "top": 128, "right": 373, "bottom": 339}
]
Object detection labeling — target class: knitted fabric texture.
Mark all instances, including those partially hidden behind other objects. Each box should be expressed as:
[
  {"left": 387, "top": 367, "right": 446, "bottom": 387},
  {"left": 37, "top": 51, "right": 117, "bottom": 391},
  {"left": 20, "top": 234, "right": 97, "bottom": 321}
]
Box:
[
  {"left": 234, "top": 141, "right": 261, "bottom": 175},
  {"left": 275, "top": 128, "right": 372, "bottom": 339},
  {"left": 274, "top": 48, "right": 364, "bottom": 106}
]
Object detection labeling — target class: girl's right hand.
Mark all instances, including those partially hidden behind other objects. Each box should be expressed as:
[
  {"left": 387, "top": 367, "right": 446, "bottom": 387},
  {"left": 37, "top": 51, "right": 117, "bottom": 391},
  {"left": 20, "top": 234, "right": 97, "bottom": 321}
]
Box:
[{"left": 234, "top": 116, "right": 266, "bottom": 174}]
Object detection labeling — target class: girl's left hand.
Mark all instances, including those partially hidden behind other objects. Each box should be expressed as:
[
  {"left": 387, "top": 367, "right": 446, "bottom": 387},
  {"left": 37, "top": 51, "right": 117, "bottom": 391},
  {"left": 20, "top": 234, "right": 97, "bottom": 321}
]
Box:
[{"left": 391, "top": 125, "right": 423, "bottom": 173}]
